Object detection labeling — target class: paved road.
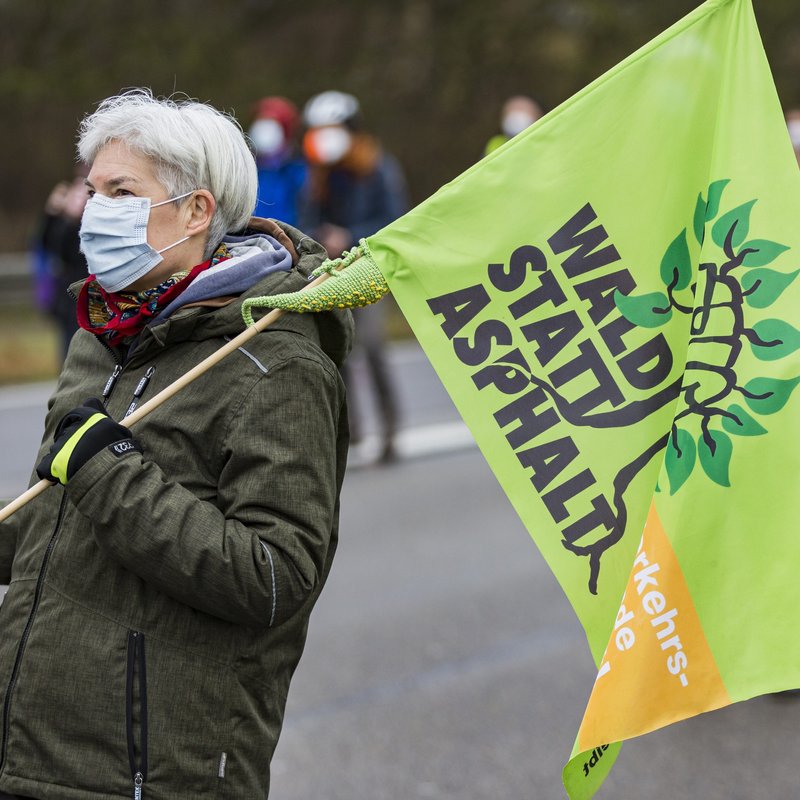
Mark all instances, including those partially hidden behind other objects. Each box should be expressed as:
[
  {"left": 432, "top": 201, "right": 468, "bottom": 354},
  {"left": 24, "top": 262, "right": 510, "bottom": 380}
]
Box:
[
  {"left": 2, "top": 343, "right": 800, "bottom": 798},
  {"left": 0, "top": 341, "right": 470, "bottom": 499},
  {"left": 0, "top": 382, "right": 52, "bottom": 499},
  {"left": 272, "top": 445, "right": 800, "bottom": 800}
]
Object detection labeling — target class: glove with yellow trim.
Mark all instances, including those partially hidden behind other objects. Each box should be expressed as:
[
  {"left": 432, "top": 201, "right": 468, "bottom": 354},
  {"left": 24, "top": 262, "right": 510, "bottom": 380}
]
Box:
[{"left": 36, "top": 397, "right": 142, "bottom": 485}]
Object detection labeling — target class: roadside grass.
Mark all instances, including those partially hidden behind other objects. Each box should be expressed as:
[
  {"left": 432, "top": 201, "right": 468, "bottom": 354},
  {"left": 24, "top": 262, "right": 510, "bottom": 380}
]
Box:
[{"left": 0, "top": 305, "right": 60, "bottom": 385}]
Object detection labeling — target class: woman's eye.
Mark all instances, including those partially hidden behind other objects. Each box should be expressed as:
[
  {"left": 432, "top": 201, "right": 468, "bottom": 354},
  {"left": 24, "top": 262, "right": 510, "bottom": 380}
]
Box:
[
  {"left": 87, "top": 189, "right": 95, "bottom": 198},
  {"left": 114, "top": 189, "right": 133, "bottom": 197}
]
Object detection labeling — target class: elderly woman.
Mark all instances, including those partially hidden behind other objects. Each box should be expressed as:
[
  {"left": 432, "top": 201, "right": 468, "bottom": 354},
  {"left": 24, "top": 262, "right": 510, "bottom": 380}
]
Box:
[{"left": 0, "top": 91, "right": 352, "bottom": 799}]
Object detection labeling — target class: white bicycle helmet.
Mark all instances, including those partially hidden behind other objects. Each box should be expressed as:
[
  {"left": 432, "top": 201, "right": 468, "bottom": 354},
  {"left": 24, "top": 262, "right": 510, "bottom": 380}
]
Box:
[{"left": 303, "top": 91, "right": 360, "bottom": 128}]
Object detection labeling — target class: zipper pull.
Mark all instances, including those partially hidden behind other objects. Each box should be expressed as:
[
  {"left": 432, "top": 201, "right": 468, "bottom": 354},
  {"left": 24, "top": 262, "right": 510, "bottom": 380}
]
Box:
[
  {"left": 133, "top": 367, "right": 156, "bottom": 399},
  {"left": 102, "top": 365, "right": 122, "bottom": 400},
  {"left": 133, "top": 771, "right": 144, "bottom": 800},
  {"left": 125, "top": 367, "right": 156, "bottom": 419}
]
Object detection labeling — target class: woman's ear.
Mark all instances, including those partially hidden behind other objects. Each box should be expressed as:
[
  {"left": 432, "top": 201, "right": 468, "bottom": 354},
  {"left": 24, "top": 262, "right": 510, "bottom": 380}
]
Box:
[{"left": 185, "top": 190, "right": 216, "bottom": 236}]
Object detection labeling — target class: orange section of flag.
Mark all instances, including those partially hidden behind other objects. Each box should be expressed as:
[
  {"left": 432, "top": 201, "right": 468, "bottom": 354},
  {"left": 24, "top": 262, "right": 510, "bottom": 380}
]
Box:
[{"left": 577, "top": 503, "right": 730, "bottom": 751}]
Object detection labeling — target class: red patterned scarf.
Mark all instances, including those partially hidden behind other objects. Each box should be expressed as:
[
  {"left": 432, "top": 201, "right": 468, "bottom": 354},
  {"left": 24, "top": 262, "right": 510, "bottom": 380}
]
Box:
[{"left": 77, "top": 243, "right": 230, "bottom": 347}]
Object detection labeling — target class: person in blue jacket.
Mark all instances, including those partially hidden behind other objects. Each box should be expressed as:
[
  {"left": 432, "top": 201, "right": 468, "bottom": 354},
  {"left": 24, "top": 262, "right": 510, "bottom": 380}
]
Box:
[{"left": 249, "top": 96, "right": 306, "bottom": 226}]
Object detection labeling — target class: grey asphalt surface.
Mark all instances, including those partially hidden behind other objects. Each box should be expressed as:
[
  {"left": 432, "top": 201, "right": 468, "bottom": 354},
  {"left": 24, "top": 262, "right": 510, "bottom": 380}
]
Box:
[{"left": 2, "top": 341, "right": 800, "bottom": 799}]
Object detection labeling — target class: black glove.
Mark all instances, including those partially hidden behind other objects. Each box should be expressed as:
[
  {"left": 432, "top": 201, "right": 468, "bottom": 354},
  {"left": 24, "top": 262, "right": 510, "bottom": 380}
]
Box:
[{"left": 36, "top": 397, "right": 142, "bottom": 485}]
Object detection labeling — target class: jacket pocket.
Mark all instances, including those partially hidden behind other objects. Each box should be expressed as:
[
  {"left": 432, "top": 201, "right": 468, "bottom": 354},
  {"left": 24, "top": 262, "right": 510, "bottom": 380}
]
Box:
[
  {"left": 3, "top": 595, "right": 131, "bottom": 795},
  {"left": 126, "top": 630, "right": 148, "bottom": 799},
  {"left": 144, "top": 639, "right": 233, "bottom": 795}
]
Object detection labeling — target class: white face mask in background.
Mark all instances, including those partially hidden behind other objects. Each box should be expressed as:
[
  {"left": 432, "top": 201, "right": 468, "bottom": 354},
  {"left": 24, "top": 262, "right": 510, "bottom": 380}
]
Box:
[
  {"left": 788, "top": 120, "right": 800, "bottom": 150},
  {"left": 502, "top": 110, "right": 536, "bottom": 138},
  {"left": 304, "top": 126, "right": 353, "bottom": 165},
  {"left": 79, "top": 191, "right": 195, "bottom": 293},
  {"left": 249, "top": 119, "right": 286, "bottom": 157}
]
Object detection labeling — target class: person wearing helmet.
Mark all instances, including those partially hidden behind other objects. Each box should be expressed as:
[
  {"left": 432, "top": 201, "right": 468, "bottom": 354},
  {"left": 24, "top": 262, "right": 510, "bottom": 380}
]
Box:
[
  {"left": 484, "top": 95, "right": 543, "bottom": 157},
  {"left": 248, "top": 96, "right": 307, "bottom": 226},
  {"left": 299, "top": 90, "right": 408, "bottom": 464}
]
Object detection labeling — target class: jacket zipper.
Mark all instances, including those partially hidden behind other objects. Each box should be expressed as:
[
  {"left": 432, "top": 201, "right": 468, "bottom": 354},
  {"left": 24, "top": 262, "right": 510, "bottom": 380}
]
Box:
[
  {"left": 124, "top": 367, "right": 156, "bottom": 418},
  {"left": 126, "top": 630, "right": 148, "bottom": 799},
  {"left": 95, "top": 333, "right": 124, "bottom": 371},
  {"left": 103, "top": 364, "right": 123, "bottom": 401},
  {"left": 0, "top": 495, "right": 68, "bottom": 774}
]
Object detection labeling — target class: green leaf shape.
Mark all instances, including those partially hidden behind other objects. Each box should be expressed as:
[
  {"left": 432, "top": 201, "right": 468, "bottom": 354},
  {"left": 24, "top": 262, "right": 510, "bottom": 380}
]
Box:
[
  {"left": 698, "top": 430, "right": 733, "bottom": 487},
  {"left": 613, "top": 290, "right": 672, "bottom": 328},
  {"left": 742, "top": 268, "right": 799, "bottom": 308},
  {"left": 711, "top": 200, "right": 756, "bottom": 250},
  {"left": 750, "top": 319, "right": 800, "bottom": 361},
  {"left": 693, "top": 193, "right": 706, "bottom": 245},
  {"left": 660, "top": 229, "right": 692, "bottom": 291},
  {"left": 740, "top": 239, "right": 790, "bottom": 267},
  {"left": 665, "top": 428, "right": 696, "bottom": 495},
  {"left": 705, "top": 179, "right": 730, "bottom": 221},
  {"left": 721, "top": 404, "right": 768, "bottom": 436},
  {"left": 742, "top": 376, "right": 800, "bottom": 415}
]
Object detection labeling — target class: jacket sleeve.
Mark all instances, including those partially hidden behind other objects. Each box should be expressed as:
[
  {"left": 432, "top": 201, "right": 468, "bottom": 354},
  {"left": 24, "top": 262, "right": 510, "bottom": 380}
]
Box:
[
  {"left": 0, "top": 478, "right": 35, "bottom": 584},
  {"left": 64, "top": 354, "right": 344, "bottom": 628}
]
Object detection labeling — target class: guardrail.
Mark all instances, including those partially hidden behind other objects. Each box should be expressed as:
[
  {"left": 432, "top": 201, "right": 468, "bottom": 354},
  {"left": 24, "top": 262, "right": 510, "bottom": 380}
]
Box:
[{"left": 0, "top": 253, "right": 33, "bottom": 307}]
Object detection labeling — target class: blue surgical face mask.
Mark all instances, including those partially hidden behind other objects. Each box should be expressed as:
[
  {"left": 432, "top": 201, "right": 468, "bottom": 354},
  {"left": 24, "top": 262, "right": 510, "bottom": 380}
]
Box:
[{"left": 79, "top": 191, "right": 195, "bottom": 292}]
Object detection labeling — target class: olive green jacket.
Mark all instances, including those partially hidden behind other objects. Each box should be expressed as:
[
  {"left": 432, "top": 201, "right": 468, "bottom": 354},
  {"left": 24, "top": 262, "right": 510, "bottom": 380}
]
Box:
[{"left": 0, "top": 221, "right": 353, "bottom": 799}]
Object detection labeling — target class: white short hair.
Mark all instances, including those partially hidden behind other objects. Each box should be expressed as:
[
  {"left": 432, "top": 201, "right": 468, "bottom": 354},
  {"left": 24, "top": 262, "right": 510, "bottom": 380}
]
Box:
[{"left": 78, "top": 89, "right": 257, "bottom": 258}]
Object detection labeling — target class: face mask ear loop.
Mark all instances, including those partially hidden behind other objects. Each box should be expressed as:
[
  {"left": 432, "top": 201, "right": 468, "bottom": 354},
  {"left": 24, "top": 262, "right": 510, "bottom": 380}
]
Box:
[
  {"left": 156, "top": 235, "right": 191, "bottom": 255},
  {"left": 151, "top": 190, "right": 199, "bottom": 255},
  {"left": 151, "top": 189, "right": 197, "bottom": 209}
]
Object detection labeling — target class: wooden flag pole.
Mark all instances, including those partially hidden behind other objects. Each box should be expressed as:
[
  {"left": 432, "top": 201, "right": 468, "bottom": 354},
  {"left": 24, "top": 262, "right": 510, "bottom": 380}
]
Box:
[{"left": 0, "top": 268, "right": 335, "bottom": 524}]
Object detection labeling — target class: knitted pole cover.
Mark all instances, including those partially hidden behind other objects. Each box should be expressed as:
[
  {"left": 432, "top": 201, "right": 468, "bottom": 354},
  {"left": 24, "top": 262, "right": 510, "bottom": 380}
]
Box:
[{"left": 241, "top": 239, "right": 390, "bottom": 326}]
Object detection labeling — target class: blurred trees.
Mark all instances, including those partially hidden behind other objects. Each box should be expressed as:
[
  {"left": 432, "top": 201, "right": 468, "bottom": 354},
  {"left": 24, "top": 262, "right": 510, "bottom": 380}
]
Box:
[{"left": 0, "top": 0, "right": 797, "bottom": 249}]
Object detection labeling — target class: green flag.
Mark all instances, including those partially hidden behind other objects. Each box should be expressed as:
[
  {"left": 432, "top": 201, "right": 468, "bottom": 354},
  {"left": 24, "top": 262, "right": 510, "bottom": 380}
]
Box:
[
  {"left": 242, "top": 0, "right": 799, "bottom": 794},
  {"left": 354, "top": 0, "right": 800, "bottom": 795}
]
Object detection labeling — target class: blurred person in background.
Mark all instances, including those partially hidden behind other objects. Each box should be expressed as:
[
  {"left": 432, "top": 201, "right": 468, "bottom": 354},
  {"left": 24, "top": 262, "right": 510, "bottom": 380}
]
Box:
[
  {"left": 484, "top": 94, "right": 543, "bottom": 156},
  {"left": 299, "top": 90, "right": 408, "bottom": 463},
  {"left": 30, "top": 185, "right": 63, "bottom": 320},
  {"left": 249, "top": 95, "right": 306, "bottom": 226},
  {"left": 0, "top": 89, "right": 351, "bottom": 799},
  {"left": 34, "top": 167, "right": 90, "bottom": 363},
  {"left": 787, "top": 108, "right": 800, "bottom": 166}
]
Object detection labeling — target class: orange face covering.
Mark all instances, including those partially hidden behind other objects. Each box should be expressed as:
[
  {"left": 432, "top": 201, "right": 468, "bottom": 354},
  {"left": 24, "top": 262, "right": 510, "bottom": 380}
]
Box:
[{"left": 303, "top": 126, "right": 353, "bottom": 166}]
